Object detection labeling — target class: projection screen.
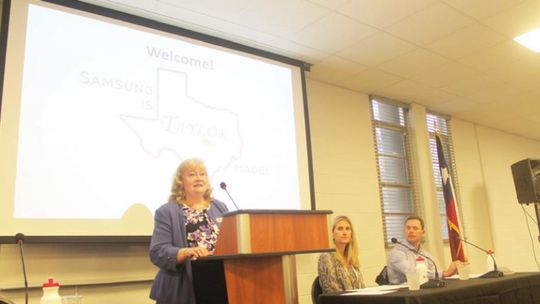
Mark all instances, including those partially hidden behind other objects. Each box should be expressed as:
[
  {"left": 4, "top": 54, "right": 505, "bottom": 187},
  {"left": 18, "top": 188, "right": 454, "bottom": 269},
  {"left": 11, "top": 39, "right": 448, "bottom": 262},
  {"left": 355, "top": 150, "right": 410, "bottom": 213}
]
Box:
[{"left": 0, "top": 0, "right": 313, "bottom": 239}]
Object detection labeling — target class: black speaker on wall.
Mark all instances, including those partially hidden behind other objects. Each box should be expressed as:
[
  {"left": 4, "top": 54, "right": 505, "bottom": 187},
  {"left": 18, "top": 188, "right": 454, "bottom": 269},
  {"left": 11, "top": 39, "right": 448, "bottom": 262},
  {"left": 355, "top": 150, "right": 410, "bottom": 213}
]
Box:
[{"left": 511, "top": 159, "right": 540, "bottom": 204}]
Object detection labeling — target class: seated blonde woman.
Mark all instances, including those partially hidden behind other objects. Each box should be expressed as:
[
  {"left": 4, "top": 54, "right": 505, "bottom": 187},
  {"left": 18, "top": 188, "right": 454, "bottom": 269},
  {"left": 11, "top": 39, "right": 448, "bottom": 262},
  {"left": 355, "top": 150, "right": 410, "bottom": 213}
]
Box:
[{"left": 317, "top": 215, "right": 365, "bottom": 293}]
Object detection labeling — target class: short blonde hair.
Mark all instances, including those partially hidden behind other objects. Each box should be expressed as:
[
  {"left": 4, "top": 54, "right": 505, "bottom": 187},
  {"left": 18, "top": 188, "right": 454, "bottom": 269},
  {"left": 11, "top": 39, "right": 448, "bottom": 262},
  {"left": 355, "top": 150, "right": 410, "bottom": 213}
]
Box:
[
  {"left": 332, "top": 215, "right": 360, "bottom": 268},
  {"left": 168, "top": 158, "right": 213, "bottom": 203}
]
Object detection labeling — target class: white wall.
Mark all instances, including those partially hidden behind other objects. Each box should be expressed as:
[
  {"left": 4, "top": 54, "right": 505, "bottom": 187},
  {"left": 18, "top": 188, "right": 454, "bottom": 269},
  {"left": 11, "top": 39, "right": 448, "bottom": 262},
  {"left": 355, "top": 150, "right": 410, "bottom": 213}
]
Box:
[
  {"left": 295, "top": 80, "right": 386, "bottom": 303},
  {"left": 449, "top": 119, "right": 495, "bottom": 273},
  {"left": 0, "top": 243, "right": 155, "bottom": 304},
  {"left": 2, "top": 78, "right": 540, "bottom": 304},
  {"left": 474, "top": 125, "right": 540, "bottom": 272}
]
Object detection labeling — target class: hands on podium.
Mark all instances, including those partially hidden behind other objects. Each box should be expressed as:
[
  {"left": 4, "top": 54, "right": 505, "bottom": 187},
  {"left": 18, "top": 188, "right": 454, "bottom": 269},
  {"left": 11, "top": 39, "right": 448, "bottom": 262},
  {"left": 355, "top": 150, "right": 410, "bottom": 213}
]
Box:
[{"left": 178, "top": 246, "right": 211, "bottom": 262}]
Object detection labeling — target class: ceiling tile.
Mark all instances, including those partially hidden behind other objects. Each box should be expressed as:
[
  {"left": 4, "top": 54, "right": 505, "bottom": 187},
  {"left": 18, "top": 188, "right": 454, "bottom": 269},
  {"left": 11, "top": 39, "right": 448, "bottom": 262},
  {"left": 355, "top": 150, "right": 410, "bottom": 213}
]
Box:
[
  {"left": 453, "top": 99, "right": 523, "bottom": 124},
  {"left": 457, "top": 40, "right": 530, "bottom": 72},
  {"left": 269, "top": 38, "right": 329, "bottom": 63},
  {"left": 482, "top": 0, "right": 540, "bottom": 37},
  {"left": 428, "top": 97, "right": 478, "bottom": 114},
  {"left": 485, "top": 57, "right": 540, "bottom": 83},
  {"left": 409, "top": 86, "right": 459, "bottom": 106},
  {"left": 308, "top": 56, "right": 368, "bottom": 83},
  {"left": 373, "top": 80, "right": 433, "bottom": 101},
  {"left": 235, "top": 0, "right": 330, "bottom": 36},
  {"left": 426, "top": 23, "right": 507, "bottom": 60},
  {"left": 506, "top": 70, "right": 540, "bottom": 92},
  {"left": 385, "top": 2, "right": 475, "bottom": 45},
  {"left": 308, "top": 0, "right": 350, "bottom": 10},
  {"left": 412, "top": 62, "right": 478, "bottom": 88},
  {"left": 337, "top": 31, "right": 416, "bottom": 66},
  {"left": 464, "top": 83, "right": 523, "bottom": 104},
  {"left": 149, "top": 4, "right": 302, "bottom": 56},
  {"left": 471, "top": 112, "right": 540, "bottom": 140},
  {"left": 442, "top": 0, "right": 525, "bottom": 20},
  {"left": 377, "top": 48, "right": 450, "bottom": 78},
  {"left": 95, "top": 1, "right": 300, "bottom": 64},
  {"left": 506, "top": 120, "right": 540, "bottom": 141},
  {"left": 287, "top": 12, "right": 376, "bottom": 53},
  {"left": 439, "top": 74, "right": 504, "bottom": 97},
  {"left": 513, "top": 89, "right": 540, "bottom": 116},
  {"left": 487, "top": 118, "right": 540, "bottom": 138},
  {"left": 338, "top": 68, "right": 403, "bottom": 93},
  {"left": 156, "top": 0, "right": 250, "bottom": 19},
  {"left": 337, "top": 0, "right": 436, "bottom": 29}
]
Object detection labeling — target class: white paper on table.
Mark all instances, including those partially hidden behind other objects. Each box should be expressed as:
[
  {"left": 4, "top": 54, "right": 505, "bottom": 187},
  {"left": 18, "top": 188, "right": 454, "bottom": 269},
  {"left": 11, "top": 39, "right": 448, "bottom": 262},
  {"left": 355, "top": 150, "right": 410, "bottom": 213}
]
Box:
[
  {"left": 342, "top": 284, "right": 406, "bottom": 295},
  {"left": 445, "top": 273, "right": 485, "bottom": 279}
]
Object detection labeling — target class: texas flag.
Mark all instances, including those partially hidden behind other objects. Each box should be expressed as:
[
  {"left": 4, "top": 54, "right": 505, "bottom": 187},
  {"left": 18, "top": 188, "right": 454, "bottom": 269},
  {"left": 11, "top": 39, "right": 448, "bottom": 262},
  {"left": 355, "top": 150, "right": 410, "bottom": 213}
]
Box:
[{"left": 435, "top": 133, "right": 465, "bottom": 262}]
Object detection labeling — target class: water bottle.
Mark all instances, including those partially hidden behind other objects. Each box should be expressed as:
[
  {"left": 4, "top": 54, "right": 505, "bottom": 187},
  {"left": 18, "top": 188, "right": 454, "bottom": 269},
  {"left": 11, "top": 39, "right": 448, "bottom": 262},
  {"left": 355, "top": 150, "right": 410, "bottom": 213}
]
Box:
[
  {"left": 40, "top": 277, "right": 62, "bottom": 304},
  {"left": 415, "top": 256, "right": 428, "bottom": 284}
]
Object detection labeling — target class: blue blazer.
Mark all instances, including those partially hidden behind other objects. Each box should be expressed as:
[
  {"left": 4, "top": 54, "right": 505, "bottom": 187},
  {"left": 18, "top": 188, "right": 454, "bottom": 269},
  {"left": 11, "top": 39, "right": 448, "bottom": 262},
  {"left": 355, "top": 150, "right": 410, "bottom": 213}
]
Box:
[{"left": 149, "top": 199, "right": 228, "bottom": 304}]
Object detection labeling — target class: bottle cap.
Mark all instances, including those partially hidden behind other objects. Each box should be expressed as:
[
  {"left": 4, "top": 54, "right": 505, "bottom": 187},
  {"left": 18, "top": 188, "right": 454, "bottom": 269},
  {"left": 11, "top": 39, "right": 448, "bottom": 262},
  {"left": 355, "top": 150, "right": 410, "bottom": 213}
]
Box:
[{"left": 43, "top": 277, "right": 60, "bottom": 287}]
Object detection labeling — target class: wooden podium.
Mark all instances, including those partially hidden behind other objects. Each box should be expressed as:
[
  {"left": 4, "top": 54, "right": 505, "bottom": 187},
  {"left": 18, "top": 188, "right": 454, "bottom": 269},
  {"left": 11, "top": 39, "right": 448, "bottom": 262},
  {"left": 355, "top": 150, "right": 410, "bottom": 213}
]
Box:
[{"left": 211, "top": 210, "right": 333, "bottom": 304}]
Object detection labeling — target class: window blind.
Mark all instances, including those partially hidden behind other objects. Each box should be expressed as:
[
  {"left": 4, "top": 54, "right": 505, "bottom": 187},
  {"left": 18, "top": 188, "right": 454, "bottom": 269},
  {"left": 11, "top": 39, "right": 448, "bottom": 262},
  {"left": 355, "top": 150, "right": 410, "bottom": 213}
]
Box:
[
  {"left": 426, "top": 113, "right": 461, "bottom": 240},
  {"left": 371, "top": 97, "right": 416, "bottom": 243}
]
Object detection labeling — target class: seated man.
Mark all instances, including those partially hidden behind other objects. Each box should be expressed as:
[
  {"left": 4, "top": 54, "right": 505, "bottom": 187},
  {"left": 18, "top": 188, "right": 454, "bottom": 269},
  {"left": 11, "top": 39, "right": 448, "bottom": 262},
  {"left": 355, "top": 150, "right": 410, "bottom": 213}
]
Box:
[{"left": 387, "top": 215, "right": 459, "bottom": 284}]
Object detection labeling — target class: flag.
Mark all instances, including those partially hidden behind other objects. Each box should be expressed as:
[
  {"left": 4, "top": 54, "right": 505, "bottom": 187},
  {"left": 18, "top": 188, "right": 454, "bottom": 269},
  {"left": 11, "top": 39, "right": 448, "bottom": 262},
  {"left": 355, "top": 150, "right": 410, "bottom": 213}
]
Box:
[{"left": 435, "top": 133, "right": 465, "bottom": 262}]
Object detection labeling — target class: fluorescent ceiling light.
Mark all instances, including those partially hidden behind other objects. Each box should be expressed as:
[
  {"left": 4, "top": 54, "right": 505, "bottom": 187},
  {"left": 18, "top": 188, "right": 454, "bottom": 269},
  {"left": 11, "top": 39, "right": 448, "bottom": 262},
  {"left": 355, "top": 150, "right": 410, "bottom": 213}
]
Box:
[{"left": 514, "top": 28, "right": 540, "bottom": 52}]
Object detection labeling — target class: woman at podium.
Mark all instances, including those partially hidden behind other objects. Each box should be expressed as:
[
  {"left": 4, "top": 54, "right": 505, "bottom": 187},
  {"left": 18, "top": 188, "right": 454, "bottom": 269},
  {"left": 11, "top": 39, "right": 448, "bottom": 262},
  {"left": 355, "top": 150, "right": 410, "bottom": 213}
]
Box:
[
  {"left": 318, "top": 215, "right": 365, "bottom": 293},
  {"left": 149, "top": 159, "right": 229, "bottom": 304}
]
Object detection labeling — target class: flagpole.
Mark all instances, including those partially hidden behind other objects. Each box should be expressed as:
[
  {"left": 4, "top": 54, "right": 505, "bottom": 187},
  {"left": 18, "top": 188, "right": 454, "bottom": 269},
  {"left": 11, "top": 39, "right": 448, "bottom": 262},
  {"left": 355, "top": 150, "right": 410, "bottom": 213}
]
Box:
[
  {"left": 435, "top": 131, "right": 466, "bottom": 261},
  {"left": 438, "top": 131, "right": 467, "bottom": 248},
  {"left": 447, "top": 161, "right": 465, "bottom": 256}
]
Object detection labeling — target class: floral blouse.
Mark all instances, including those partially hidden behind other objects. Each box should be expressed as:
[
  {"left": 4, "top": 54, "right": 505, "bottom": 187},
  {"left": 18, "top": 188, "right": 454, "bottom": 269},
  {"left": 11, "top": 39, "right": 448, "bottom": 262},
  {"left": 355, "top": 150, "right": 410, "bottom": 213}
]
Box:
[
  {"left": 182, "top": 205, "right": 220, "bottom": 253},
  {"left": 317, "top": 252, "right": 365, "bottom": 293}
]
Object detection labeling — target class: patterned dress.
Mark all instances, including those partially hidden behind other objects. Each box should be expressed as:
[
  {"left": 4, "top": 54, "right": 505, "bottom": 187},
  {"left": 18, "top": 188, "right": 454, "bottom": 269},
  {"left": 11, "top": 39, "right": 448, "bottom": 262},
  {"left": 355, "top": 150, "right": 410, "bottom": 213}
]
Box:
[
  {"left": 318, "top": 252, "right": 365, "bottom": 293},
  {"left": 182, "top": 205, "right": 220, "bottom": 253}
]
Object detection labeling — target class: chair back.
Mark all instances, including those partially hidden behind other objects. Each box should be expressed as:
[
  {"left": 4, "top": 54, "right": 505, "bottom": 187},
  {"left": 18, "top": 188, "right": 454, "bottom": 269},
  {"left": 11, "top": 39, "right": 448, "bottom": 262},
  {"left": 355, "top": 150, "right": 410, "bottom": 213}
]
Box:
[
  {"left": 375, "top": 265, "right": 389, "bottom": 285},
  {"left": 311, "top": 275, "right": 323, "bottom": 304}
]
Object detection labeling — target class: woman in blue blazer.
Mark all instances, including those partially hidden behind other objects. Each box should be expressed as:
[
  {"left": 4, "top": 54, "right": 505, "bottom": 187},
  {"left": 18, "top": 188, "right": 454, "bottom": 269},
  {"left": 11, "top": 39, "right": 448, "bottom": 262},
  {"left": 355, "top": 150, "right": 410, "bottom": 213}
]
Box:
[{"left": 149, "top": 158, "right": 228, "bottom": 304}]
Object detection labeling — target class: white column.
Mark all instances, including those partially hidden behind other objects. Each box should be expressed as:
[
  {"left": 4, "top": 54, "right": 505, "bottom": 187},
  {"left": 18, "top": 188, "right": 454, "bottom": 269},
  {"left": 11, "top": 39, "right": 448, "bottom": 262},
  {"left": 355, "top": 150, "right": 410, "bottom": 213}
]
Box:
[{"left": 407, "top": 103, "right": 445, "bottom": 269}]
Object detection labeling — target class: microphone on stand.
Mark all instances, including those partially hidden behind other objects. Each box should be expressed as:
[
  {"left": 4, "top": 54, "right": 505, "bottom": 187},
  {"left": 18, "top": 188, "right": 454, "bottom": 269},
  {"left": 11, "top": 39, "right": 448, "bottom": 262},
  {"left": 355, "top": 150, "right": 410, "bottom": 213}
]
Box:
[
  {"left": 15, "top": 233, "right": 29, "bottom": 304},
  {"left": 219, "top": 182, "right": 240, "bottom": 210},
  {"left": 453, "top": 235, "right": 504, "bottom": 278},
  {"left": 391, "top": 238, "right": 446, "bottom": 288}
]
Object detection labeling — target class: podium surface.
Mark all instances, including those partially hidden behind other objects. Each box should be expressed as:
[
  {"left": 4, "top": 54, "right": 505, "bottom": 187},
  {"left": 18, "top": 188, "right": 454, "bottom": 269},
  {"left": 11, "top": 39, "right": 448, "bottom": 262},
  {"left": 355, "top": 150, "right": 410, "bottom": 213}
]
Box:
[
  {"left": 215, "top": 209, "right": 332, "bottom": 256},
  {"left": 209, "top": 209, "right": 333, "bottom": 304}
]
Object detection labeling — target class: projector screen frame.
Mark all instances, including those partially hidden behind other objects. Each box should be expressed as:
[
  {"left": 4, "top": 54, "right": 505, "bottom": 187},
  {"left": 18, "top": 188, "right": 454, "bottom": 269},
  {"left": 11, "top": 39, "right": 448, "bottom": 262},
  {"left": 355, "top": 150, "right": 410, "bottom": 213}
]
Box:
[
  {"left": 0, "top": 0, "right": 10, "bottom": 116},
  {"left": 0, "top": 0, "right": 317, "bottom": 243}
]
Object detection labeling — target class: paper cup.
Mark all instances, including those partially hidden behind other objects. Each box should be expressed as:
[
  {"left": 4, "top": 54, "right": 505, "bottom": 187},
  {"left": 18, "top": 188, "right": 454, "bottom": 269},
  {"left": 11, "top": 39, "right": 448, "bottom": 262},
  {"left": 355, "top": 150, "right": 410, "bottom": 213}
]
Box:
[
  {"left": 62, "top": 295, "right": 82, "bottom": 304},
  {"left": 457, "top": 263, "right": 471, "bottom": 280},
  {"left": 406, "top": 271, "right": 420, "bottom": 290}
]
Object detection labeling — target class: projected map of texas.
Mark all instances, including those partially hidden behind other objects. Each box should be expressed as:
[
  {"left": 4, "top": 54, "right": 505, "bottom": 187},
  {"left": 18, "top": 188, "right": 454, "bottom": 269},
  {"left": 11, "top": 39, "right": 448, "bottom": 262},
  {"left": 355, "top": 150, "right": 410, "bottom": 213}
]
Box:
[{"left": 120, "top": 68, "right": 242, "bottom": 172}]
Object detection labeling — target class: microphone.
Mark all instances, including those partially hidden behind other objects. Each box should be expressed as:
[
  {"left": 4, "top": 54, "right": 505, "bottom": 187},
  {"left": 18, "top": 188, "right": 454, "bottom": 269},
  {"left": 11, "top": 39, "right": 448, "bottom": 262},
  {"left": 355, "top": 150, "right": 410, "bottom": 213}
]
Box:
[
  {"left": 453, "top": 235, "right": 503, "bottom": 278},
  {"left": 219, "top": 182, "right": 240, "bottom": 210},
  {"left": 15, "top": 233, "right": 29, "bottom": 304},
  {"left": 391, "top": 238, "right": 446, "bottom": 288}
]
